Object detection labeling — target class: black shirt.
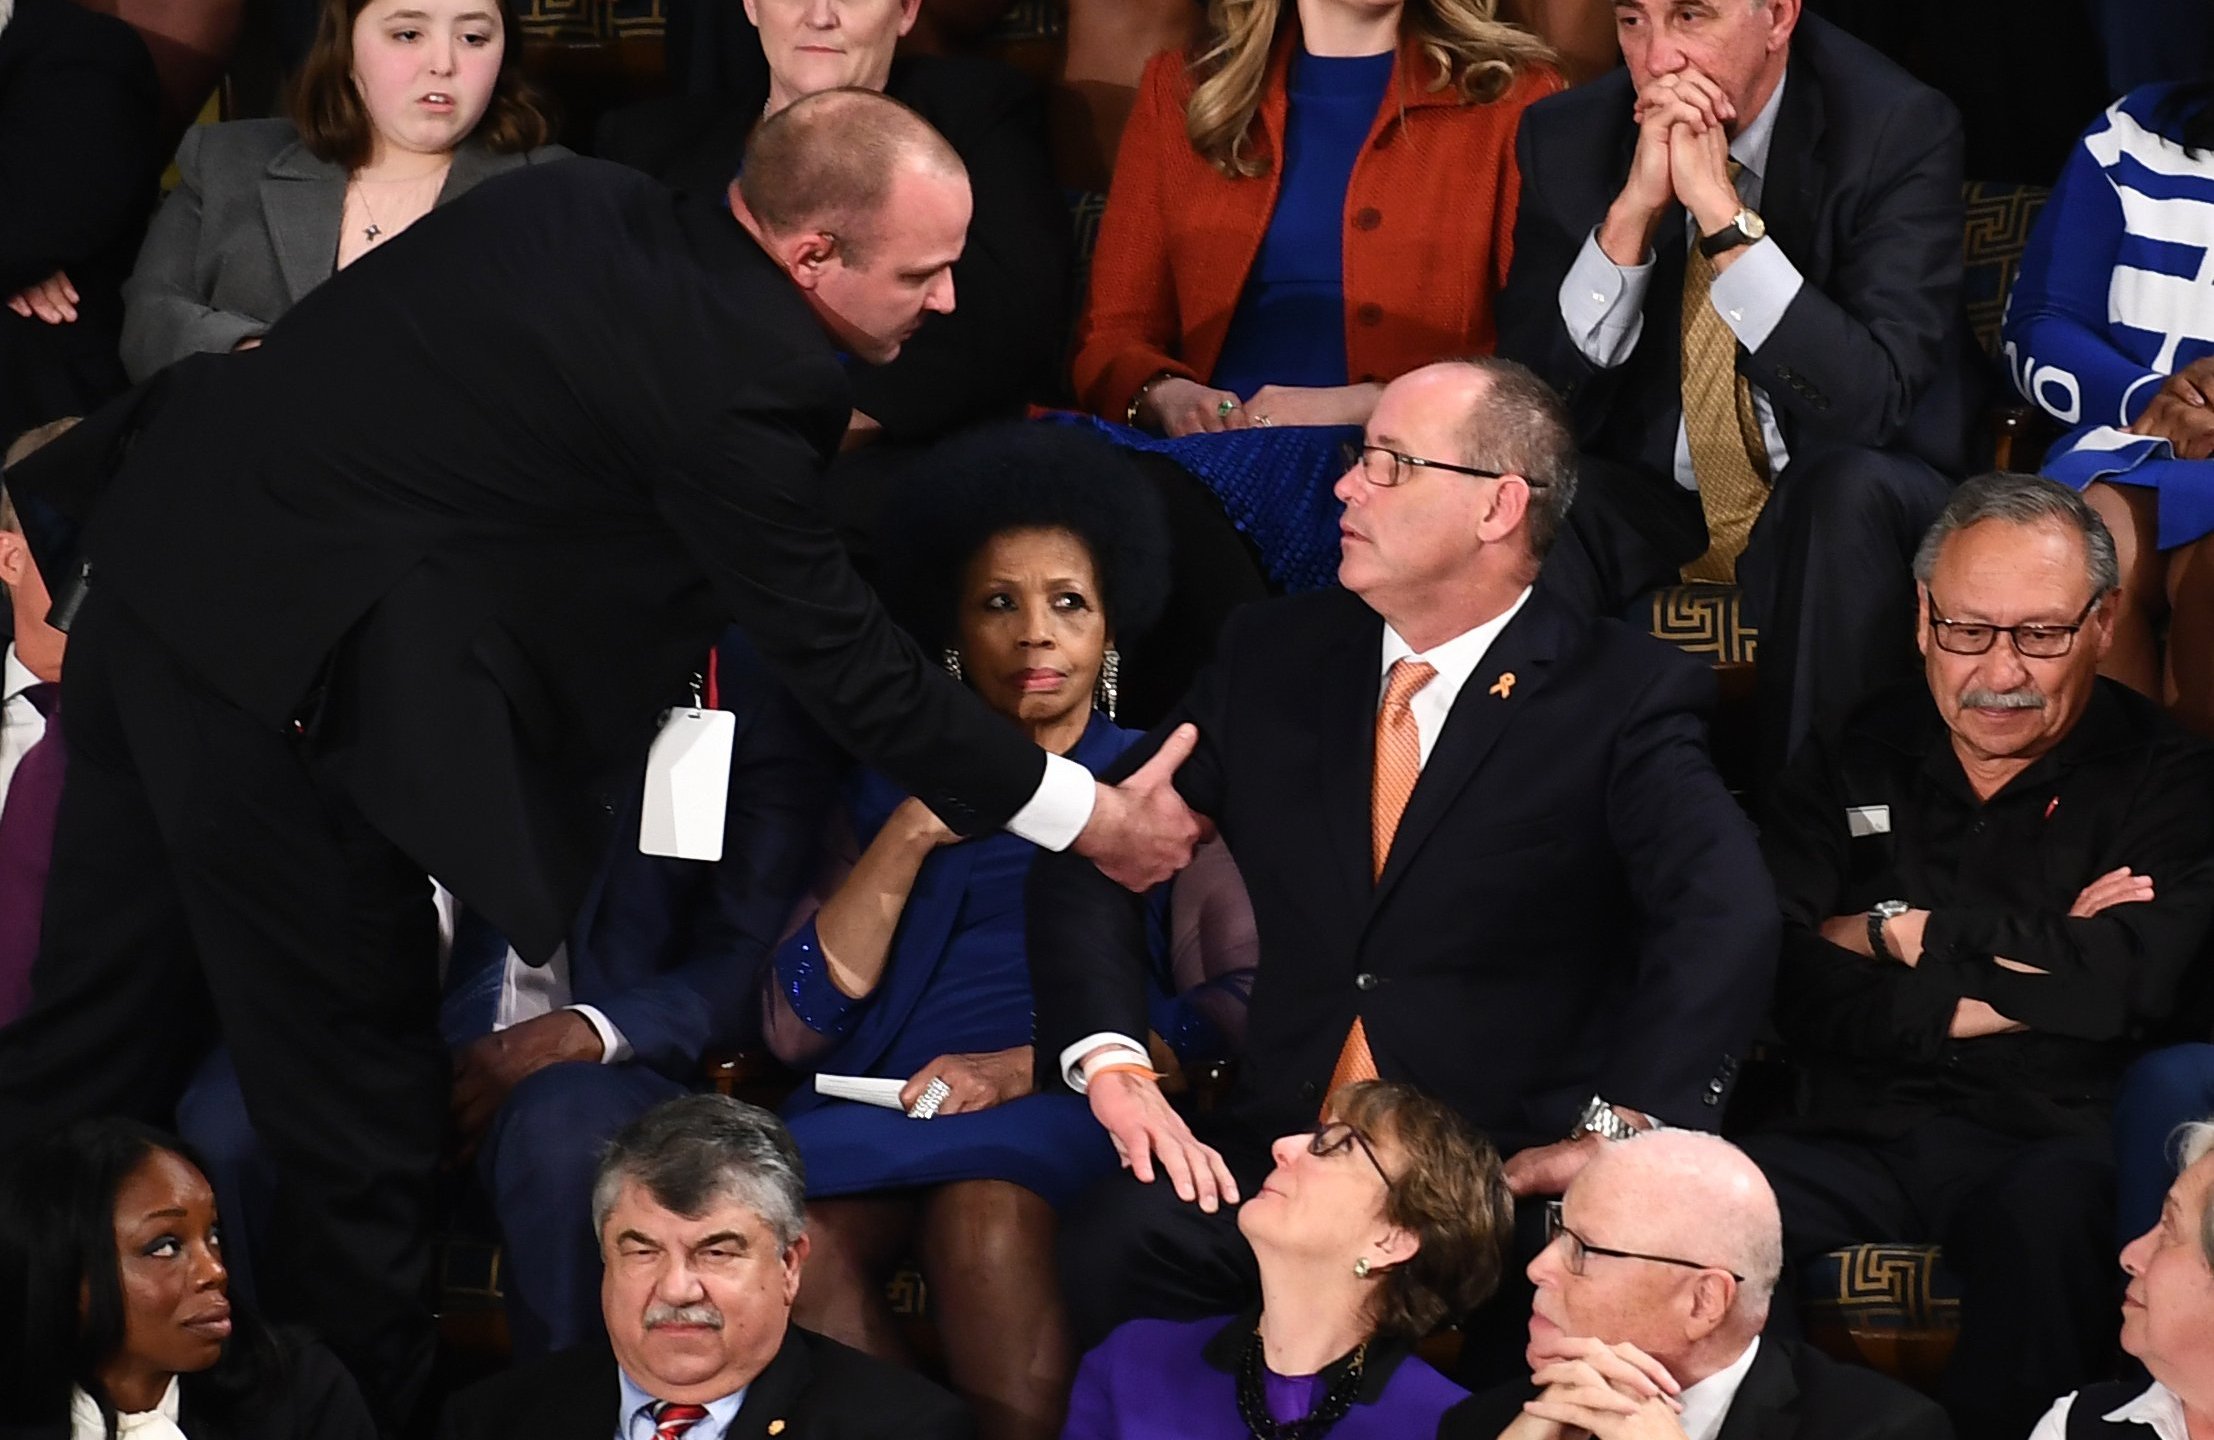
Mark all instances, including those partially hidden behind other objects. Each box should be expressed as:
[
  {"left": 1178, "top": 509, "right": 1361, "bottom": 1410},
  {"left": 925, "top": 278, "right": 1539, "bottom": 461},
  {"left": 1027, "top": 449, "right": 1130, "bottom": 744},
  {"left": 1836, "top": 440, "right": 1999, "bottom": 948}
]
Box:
[{"left": 1759, "top": 678, "right": 2214, "bottom": 1139}]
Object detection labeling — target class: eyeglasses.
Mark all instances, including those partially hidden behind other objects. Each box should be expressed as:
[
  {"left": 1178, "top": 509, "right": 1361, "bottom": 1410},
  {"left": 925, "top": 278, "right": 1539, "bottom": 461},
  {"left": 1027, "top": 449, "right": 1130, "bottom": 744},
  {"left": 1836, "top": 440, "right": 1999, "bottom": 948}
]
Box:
[
  {"left": 1543, "top": 1201, "right": 1743, "bottom": 1282},
  {"left": 1926, "top": 592, "right": 2102, "bottom": 659},
  {"left": 1306, "top": 1121, "right": 1394, "bottom": 1190},
  {"left": 1339, "top": 442, "right": 1535, "bottom": 490}
]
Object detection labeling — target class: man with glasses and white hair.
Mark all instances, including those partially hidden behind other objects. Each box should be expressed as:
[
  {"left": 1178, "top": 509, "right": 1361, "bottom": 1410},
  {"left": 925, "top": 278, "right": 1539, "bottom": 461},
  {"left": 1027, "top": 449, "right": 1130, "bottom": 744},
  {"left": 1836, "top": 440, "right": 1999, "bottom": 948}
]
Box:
[
  {"left": 1441, "top": 1130, "right": 1947, "bottom": 1440},
  {"left": 1032, "top": 357, "right": 1776, "bottom": 1383},
  {"left": 440, "top": 1093, "right": 971, "bottom": 1439},
  {"left": 1742, "top": 472, "right": 2214, "bottom": 1440}
]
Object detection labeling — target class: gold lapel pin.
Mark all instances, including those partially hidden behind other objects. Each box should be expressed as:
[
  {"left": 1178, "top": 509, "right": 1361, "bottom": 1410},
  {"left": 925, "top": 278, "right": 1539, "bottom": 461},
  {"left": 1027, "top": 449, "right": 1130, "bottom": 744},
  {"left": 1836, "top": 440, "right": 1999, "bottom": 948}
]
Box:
[
  {"left": 767, "top": 1421, "right": 786, "bottom": 1436},
  {"left": 1488, "top": 672, "right": 1516, "bottom": 699}
]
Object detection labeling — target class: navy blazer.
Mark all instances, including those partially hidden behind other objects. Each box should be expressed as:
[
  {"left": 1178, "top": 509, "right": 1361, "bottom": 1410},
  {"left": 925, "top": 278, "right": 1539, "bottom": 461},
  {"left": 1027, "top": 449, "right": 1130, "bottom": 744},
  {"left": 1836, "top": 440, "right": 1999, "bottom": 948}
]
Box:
[
  {"left": 1028, "top": 586, "right": 1779, "bottom": 1151},
  {"left": 1496, "top": 13, "right": 1981, "bottom": 480},
  {"left": 563, "top": 628, "right": 839, "bottom": 1076}
]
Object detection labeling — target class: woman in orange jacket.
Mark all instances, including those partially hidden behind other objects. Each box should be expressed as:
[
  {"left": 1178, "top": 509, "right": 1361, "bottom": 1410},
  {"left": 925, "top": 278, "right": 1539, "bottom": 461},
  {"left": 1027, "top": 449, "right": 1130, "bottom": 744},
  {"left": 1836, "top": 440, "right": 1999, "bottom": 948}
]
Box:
[{"left": 1076, "top": 0, "right": 1561, "bottom": 440}]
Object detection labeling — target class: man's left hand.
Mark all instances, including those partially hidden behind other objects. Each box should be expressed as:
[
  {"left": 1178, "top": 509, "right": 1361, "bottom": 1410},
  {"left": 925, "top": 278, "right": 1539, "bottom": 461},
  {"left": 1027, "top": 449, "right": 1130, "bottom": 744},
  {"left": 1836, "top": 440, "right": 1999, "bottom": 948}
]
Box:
[
  {"left": 1523, "top": 1338, "right": 1688, "bottom": 1440},
  {"left": 1506, "top": 1133, "right": 1604, "bottom": 1198},
  {"left": 1668, "top": 113, "right": 1740, "bottom": 240},
  {"left": 6, "top": 269, "right": 78, "bottom": 325},
  {"left": 449, "top": 1010, "right": 605, "bottom": 1159},
  {"left": 1818, "top": 908, "right": 1928, "bottom": 966},
  {"left": 1074, "top": 723, "right": 1205, "bottom": 890}
]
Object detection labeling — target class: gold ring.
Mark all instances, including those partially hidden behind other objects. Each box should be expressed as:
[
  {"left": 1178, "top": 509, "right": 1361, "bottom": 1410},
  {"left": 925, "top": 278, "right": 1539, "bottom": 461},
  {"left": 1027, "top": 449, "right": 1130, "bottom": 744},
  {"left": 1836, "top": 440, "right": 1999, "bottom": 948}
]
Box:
[{"left": 1253, "top": 414, "right": 1274, "bottom": 428}]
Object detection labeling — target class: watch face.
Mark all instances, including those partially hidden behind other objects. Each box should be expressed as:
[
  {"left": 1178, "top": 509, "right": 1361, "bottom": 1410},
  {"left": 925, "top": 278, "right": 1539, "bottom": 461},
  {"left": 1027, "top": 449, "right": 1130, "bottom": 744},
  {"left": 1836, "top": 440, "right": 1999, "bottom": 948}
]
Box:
[{"left": 1739, "top": 209, "right": 1767, "bottom": 241}]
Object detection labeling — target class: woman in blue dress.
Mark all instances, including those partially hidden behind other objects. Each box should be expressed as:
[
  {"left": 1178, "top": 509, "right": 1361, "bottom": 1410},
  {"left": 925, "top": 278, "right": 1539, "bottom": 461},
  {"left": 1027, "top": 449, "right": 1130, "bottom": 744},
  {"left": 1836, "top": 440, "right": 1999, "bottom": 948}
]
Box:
[
  {"left": 2005, "top": 80, "right": 2214, "bottom": 734},
  {"left": 757, "top": 421, "right": 1255, "bottom": 1440}
]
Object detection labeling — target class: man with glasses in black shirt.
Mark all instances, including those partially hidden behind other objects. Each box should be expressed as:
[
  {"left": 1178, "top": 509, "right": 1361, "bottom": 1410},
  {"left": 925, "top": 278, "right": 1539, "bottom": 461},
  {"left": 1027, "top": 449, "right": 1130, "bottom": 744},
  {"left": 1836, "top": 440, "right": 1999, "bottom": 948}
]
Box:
[{"left": 1743, "top": 472, "right": 2214, "bottom": 1440}]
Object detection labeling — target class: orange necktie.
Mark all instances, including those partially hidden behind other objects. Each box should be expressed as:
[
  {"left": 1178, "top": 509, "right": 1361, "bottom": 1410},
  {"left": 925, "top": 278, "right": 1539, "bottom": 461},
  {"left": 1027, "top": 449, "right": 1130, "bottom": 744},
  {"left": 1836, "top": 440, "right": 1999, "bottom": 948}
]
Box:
[{"left": 1327, "top": 659, "right": 1437, "bottom": 1104}]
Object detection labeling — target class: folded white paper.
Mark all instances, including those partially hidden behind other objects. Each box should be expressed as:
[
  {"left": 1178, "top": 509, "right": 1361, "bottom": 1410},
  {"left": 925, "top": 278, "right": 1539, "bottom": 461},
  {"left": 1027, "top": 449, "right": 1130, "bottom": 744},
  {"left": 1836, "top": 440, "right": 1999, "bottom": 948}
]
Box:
[{"left": 814, "top": 1074, "right": 908, "bottom": 1109}]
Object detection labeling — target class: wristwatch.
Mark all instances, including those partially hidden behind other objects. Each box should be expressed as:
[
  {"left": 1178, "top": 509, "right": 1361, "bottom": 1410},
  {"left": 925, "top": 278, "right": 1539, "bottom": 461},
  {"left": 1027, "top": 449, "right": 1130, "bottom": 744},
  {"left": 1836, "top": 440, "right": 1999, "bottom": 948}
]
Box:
[
  {"left": 1569, "top": 1094, "right": 1642, "bottom": 1144},
  {"left": 1697, "top": 208, "right": 1767, "bottom": 257},
  {"left": 1867, "top": 899, "right": 1911, "bottom": 959}
]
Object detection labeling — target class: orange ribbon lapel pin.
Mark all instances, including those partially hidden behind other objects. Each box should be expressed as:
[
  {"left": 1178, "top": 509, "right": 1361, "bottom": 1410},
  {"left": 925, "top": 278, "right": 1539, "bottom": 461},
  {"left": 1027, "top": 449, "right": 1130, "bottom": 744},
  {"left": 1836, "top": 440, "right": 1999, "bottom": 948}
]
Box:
[{"left": 1488, "top": 672, "right": 1516, "bottom": 699}]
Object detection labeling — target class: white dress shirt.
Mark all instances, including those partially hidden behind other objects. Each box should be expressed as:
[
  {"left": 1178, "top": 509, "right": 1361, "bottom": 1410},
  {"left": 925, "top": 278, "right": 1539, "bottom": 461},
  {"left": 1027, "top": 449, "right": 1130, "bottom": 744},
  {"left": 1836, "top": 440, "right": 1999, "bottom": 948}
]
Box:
[
  {"left": 2030, "top": 1380, "right": 2193, "bottom": 1440},
  {"left": 617, "top": 1365, "right": 747, "bottom": 1440},
  {"left": 1673, "top": 1337, "right": 1761, "bottom": 1440},
  {"left": 69, "top": 1379, "right": 185, "bottom": 1440},
  {"left": 0, "top": 644, "right": 48, "bottom": 813},
  {"left": 429, "top": 880, "right": 631, "bottom": 1061},
  {"left": 1059, "top": 590, "right": 1535, "bottom": 1091},
  {"left": 1557, "top": 75, "right": 1801, "bottom": 491},
  {"left": 1005, "top": 751, "right": 1098, "bottom": 851}
]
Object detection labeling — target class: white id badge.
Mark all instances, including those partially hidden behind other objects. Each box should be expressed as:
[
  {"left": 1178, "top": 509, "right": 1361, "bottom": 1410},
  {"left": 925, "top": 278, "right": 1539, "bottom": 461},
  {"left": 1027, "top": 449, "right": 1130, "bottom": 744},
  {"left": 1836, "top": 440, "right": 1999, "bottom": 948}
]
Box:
[
  {"left": 1845, "top": 804, "right": 1892, "bottom": 838},
  {"left": 639, "top": 706, "right": 735, "bottom": 860}
]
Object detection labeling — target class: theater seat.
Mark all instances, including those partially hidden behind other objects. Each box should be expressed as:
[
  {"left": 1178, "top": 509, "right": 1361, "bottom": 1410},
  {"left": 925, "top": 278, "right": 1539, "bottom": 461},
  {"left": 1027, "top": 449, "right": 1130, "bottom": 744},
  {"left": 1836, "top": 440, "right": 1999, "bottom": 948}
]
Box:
[{"left": 1800, "top": 1243, "right": 1963, "bottom": 1395}]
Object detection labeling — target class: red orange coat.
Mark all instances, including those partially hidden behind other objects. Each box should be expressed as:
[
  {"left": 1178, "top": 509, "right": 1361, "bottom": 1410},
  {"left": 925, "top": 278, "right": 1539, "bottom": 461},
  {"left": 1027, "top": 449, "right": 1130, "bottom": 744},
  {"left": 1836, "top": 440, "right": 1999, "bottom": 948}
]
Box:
[{"left": 1072, "top": 27, "right": 1562, "bottom": 420}]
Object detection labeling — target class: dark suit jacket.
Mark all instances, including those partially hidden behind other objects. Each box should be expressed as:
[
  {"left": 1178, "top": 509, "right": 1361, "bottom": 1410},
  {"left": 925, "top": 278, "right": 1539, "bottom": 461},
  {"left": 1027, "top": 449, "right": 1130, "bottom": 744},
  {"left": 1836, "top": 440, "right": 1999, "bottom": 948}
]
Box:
[
  {"left": 28, "top": 160, "right": 1045, "bottom": 959},
  {"left": 593, "top": 54, "right": 1072, "bottom": 438},
  {"left": 119, "top": 118, "right": 569, "bottom": 382},
  {"left": 0, "top": 0, "right": 162, "bottom": 441},
  {"left": 566, "top": 627, "right": 839, "bottom": 1075},
  {"left": 1438, "top": 1337, "right": 1954, "bottom": 1440},
  {"left": 1495, "top": 13, "right": 1979, "bottom": 480},
  {"left": 437, "top": 1327, "right": 973, "bottom": 1440},
  {"left": 1759, "top": 678, "right": 2214, "bottom": 1141},
  {"left": 1028, "top": 586, "right": 1779, "bottom": 1151},
  {"left": 0, "top": 1329, "right": 379, "bottom": 1440}
]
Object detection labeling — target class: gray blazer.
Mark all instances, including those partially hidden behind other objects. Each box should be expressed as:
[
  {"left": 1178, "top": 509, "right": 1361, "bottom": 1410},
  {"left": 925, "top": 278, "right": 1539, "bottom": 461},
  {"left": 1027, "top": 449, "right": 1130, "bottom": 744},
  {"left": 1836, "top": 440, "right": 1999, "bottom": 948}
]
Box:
[{"left": 120, "top": 117, "right": 569, "bottom": 381}]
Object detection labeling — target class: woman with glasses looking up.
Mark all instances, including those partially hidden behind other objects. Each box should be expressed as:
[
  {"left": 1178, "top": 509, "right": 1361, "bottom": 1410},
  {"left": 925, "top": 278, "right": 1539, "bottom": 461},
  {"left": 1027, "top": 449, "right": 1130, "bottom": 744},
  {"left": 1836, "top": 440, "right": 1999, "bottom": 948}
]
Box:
[{"left": 1064, "top": 1080, "right": 1513, "bottom": 1440}]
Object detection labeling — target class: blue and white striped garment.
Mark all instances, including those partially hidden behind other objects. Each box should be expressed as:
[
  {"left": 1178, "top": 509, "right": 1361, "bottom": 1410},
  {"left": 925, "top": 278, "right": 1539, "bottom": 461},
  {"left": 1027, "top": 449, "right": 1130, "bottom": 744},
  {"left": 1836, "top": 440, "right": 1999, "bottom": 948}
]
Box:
[{"left": 2004, "top": 84, "right": 2214, "bottom": 548}]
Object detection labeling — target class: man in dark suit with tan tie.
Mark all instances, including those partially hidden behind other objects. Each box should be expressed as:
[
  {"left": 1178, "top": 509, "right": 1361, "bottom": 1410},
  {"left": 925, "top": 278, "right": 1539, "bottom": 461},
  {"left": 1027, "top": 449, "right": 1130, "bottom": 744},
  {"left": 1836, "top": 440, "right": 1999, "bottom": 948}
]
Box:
[
  {"left": 1497, "top": 0, "right": 1977, "bottom": 777},
  {"left": 1029, "top": 358, "right": 1780, "bottom": 1379}
]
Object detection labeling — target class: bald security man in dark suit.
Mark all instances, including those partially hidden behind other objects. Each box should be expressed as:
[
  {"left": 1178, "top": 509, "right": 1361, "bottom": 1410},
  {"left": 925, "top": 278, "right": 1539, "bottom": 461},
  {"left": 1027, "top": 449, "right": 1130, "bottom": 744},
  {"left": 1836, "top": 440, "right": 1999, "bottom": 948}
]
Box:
[{"left": 0, "top": 91, "right": 1197, "bottom": 1428}]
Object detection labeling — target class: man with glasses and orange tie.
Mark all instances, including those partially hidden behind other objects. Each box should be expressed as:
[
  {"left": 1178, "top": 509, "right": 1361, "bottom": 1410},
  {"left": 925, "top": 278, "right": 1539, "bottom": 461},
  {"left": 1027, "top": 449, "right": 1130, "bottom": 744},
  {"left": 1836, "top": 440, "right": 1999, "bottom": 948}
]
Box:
[
  {"left": 1028, "top": 358, "right": 1778, "bottom": 1386},
  {"left": 1742, "top": 473, "right": 2214, "bottom": 1440},
  {"left": 1439, "top": 1130, "right": 1948, "bottom": 1440}
]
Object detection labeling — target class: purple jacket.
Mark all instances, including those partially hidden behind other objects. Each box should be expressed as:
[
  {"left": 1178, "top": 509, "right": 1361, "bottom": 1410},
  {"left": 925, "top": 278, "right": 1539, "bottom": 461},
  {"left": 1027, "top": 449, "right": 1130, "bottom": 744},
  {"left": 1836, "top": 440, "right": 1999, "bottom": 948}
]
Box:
[{"left": 1064, "top": 1314, "right": 1467, "bottom": 1440}]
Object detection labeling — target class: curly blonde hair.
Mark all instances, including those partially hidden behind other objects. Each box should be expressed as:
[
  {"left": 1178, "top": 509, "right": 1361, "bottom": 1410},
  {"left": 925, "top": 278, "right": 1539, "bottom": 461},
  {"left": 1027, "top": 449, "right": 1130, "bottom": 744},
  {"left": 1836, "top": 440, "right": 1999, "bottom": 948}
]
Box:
[{"left": 1185, "top": 0, "right": 1553, "bottom": 177}]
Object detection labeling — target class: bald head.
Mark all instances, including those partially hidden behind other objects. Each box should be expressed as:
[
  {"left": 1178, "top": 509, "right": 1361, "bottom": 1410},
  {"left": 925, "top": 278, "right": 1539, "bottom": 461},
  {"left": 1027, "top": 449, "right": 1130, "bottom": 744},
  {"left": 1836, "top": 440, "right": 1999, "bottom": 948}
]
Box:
[
  {"left": 737, "top": 87, "right": 966, "bottom": 266},
  {"left": 1580, "top": 1131, "right": 1783, "bottom": 1316}
]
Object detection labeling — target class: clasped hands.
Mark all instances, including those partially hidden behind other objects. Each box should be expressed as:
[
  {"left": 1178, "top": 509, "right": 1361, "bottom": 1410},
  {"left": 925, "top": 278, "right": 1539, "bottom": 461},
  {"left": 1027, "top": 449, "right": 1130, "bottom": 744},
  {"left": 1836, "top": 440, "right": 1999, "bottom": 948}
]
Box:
[
  {"left": 1138, "top": 378, "right": 1383, "bottom": 439},
  {"left": 1600, "top": 66, "right": 1746, "bottom": 268},
  {"left": 1496, "top": 1336, "right": 1688, "bottom": 1440},
  {"left": 2127, "top": 356, "right": 2214, "bottom": 460}
]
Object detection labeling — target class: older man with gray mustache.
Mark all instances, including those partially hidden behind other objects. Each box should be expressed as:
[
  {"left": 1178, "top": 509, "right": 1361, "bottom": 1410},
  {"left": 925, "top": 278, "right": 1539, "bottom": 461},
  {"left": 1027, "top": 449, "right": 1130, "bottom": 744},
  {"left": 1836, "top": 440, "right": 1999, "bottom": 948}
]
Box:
[
  {"left": 439, "top": 1095, "right": 974, "bottom": 1439},
  {"left": 1740, "top": 472, "right": 2214, "bottom": 1440}
]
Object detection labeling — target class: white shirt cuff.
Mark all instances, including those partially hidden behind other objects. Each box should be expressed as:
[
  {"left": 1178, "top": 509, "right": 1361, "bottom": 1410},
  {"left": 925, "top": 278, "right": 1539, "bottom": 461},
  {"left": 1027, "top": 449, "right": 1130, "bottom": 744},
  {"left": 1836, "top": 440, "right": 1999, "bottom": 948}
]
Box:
[
  {"left": 564, "top": 1004, "right": 632, "bottom": 1064},
  {"left": 1561, "top": 226, "right": 1652, "bottom": 369},
  {"left": 1002, "top": 751, "right": 1096, "bottom": 851},
  {"left": 1705, "top": 236, "right": 1802, "bottom": 354},
  {"left": 1059, "top": 1033, "right": 1152, "bottom": 1092}
]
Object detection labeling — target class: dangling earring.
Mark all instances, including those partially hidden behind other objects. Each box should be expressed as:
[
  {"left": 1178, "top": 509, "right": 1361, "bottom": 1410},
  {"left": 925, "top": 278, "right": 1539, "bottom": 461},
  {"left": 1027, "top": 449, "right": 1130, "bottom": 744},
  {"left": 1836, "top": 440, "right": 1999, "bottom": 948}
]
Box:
[
  {"left": 943, "top": 647, "right": 963, "bottom": 682},
  {"left": 1096, "top": 647, "right": 1120, "bottom": 721},
  {"left": 1353, "top": 1256, "right": 1372, "bottom": 1279}
]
